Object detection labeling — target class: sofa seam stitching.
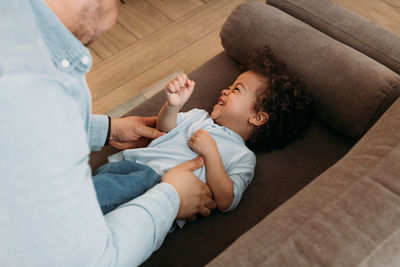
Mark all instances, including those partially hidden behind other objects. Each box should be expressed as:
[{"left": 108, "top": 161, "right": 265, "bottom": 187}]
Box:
[
  {"left": 357, "top": 221, "right": 400, "bottom": 265},
  {"left": 363, "top": 81, "right": 400, "bottom": 135}
]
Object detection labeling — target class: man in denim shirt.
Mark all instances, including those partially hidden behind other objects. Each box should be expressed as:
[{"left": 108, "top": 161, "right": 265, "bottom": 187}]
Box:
[{"left": 0, "top": 0, "right": 216, "bottom": 266}]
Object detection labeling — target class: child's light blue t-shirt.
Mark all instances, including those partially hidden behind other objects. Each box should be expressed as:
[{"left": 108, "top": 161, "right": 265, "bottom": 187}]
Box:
[{"left": 109, "top": 108, "right": 256, "bottom": 212}]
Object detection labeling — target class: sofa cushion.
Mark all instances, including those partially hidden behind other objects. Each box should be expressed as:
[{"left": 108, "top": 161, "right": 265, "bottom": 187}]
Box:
[
  {"left": 90, "top": 52, "right": 355, "bottom": 266},
  {"left": 220, "top": 2, "right": 400, "bottom": 140},
  {"left": 268, "top": 0, "right": 400, "bottom": 75},
  {"left": 207, "top": 96, "right": 400, "bottom": 266},
  {"left": 139, "top": 52, "right": 354, "bottom": 266}
]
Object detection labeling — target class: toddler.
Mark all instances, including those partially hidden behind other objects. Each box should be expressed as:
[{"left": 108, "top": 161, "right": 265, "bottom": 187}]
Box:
[{"left": 93, "top": 47, "right": 312, "bottom": 226}]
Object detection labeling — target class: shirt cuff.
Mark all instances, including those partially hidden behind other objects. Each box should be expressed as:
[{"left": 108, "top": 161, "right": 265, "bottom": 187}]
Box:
[
  {"left": 121, "top": 182, "right": 180, "bottom": 251},
  {"left": 88, "top": 114, "right": 109, "bottom": 151}
]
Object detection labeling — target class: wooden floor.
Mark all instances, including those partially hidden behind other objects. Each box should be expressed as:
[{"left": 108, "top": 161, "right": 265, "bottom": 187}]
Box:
[{"left": 87, "top": 0, "right": 400, "bottom": 115}]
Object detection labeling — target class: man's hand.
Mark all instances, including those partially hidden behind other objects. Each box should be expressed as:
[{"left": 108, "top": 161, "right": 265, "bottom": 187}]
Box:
[
  {"left": 165, "top": 73, "right": 195, "bottom": 108},
  {"left": 109, "top": 116, "right": 164, "bottom": 150},
  {"left": 161, "top": 157, "right": 216, "bottom": 220},
  {"left": 188, "top": 129, "right": 218, "bottom": 157}
]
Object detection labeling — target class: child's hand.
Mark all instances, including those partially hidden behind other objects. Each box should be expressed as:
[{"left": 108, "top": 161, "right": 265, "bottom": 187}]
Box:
[
  {"left": 165, "top": 73, "right": 195, "bottom": 108},
  {"left": 188, "top": 129, "right": 218, "bottom": 157}
]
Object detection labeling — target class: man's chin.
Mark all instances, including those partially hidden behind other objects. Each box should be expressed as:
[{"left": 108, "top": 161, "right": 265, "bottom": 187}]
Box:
[
  {"left": 84, "top": 39, "right": 93, "bottom": 46},
  {"left": 83, "top": 30, "right": 104, "bottom": 46},
  {"left": 73, "top": 27, "right": 97, "bottom": 46}
]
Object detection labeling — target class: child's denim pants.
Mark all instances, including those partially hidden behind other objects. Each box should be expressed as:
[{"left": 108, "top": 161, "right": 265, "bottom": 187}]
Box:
[{"left": 93, "top": 160, "right": 161, "bottom": 214}]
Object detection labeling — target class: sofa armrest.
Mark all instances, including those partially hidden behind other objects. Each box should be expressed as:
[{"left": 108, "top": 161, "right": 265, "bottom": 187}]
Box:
[
  {"left": 220, "top": 2, "right": 400, "bottom": 140},
  {"left": 268, "top": 0, "right": 400, "bottom": 75},
  {"left": 208, "top": 96, "right": 400, "bottom": 266}
]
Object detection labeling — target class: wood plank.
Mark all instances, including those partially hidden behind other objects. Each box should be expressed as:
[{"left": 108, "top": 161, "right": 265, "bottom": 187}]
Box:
[
  {"left": 89, "top": 0, "right": 398, "bottom": 114},
  {"left": 92, "top": 29, "right": 223, "bottom": 114},
  {"left": 118, "top": 1, "right": 171, "bottom": 39},
  {"left": 87, "top": 0, "right": 246, "bottom": 102},
  {"left": 331, "top": 0, "right": 400, "bottom": 35},
  {"left": 88, "top": 22, "right": 138, "bottom": 60},
  {"left": 105, "top": 70, "right": 184, "bottom": 118},
  {"left": 147, "top": 0, "right": 204, "bottom": 20}
]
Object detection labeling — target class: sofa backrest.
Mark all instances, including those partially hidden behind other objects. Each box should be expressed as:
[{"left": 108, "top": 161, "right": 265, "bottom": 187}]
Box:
[
  {"left": 220, "top": 2, "right": 400, "bottom": 140},
  {"left": 268, "top": 0, "right": 400, "bottom": 75}
]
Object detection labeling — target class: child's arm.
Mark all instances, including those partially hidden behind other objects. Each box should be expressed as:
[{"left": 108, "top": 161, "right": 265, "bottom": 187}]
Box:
[
  {"left": 157, "top": 73, "right": 195, "bottom": 132},
  {"left": 188, "top": 129, "right": 234, "bottom": 211}
]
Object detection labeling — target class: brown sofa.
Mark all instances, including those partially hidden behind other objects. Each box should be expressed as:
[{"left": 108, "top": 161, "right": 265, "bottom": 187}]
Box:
[{"left": 90, "top": 0, "right": 400, "bottom": 266}]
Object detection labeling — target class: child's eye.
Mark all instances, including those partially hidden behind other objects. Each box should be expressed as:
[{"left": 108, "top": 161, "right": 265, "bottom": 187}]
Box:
[{"left": 234, "top": 87, "right": 240, "bottom": 91}]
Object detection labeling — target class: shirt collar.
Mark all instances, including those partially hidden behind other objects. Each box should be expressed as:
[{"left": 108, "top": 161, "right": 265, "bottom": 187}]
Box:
[
  {"left": 28, "top": 0, "right": 92, "bottom": 73},
  {"left": 219, "top": 125, "right": 246, "bottom": 144}
]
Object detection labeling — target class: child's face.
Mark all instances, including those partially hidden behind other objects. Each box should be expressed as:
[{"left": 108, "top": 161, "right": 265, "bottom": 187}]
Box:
[{"left": 211, "top": 71, "right": 268, "bottom": 130}]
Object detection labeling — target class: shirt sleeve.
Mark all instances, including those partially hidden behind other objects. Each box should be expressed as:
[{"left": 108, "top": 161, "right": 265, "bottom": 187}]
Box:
[
  {"left": 89, "top": 114, "right": 109, "bottom": 151},
  {"left": 223, "top": 152, "right": 256, "bottom": 212},
  {"left": 0, "top": 75, "right": 180, "bottom": 267},
  {"left": 176, "top": 108, "right": 200, "bottom": 125},
  {"left": 104, "top": 183, "right": 179, "bottom": 265}
]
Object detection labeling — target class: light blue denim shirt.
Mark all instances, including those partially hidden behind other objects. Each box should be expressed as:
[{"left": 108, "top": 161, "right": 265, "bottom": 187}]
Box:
[{"left": 0, "top": 0, "right": 179, "bottom": 266}]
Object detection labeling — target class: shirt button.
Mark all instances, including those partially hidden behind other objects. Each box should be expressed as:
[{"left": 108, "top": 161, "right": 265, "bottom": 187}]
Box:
[
  {"left": 81, "top": 55, "right": 90, "bottom": 65},
  {"left": 61, "top": 59, "right": 70, "bottom": 68}
]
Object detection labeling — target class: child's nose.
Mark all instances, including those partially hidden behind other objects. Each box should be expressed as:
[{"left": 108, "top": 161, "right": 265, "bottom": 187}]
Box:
[{"left": 222, "top": 89, "right": 229, "bottom": 95}]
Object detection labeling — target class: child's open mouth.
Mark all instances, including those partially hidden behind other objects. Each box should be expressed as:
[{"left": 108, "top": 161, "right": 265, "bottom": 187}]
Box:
[{"left": 217, "top": 97, "right": 225, "bottom": 106}]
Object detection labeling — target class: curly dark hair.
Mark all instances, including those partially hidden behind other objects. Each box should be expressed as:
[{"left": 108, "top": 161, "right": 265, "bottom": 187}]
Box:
[{"left": 242, "top": 46, "right": 312, "bottom": 152}]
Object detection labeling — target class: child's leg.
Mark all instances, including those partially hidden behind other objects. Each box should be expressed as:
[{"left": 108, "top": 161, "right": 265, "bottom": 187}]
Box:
[
  {"left": 93, "top": 160, "right": 161, "bottom": 214},
  {"left": 94, "top": 160, "right": 149, "bottom": 175}
]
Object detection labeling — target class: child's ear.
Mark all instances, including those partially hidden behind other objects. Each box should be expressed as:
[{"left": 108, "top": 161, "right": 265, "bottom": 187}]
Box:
[{"left": 249, "top": 111, "right": 269, "bottom": 126}]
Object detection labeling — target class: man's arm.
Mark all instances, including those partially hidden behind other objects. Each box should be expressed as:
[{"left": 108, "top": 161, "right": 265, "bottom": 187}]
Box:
[
  {"left": 188, "top": 129, "right": 234, "bottom": 211},
  {"left": 156, "top": 73, "right": 195, "bottom": 132},
  {"left": 0, "top": 77, "right": 215, "bottom": 267},
  {"left": 107, "top": 156, "right": 216, "bottom": 265},
  {"left": 89, "top": 115, "right": 164, "bottom": 151}
]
